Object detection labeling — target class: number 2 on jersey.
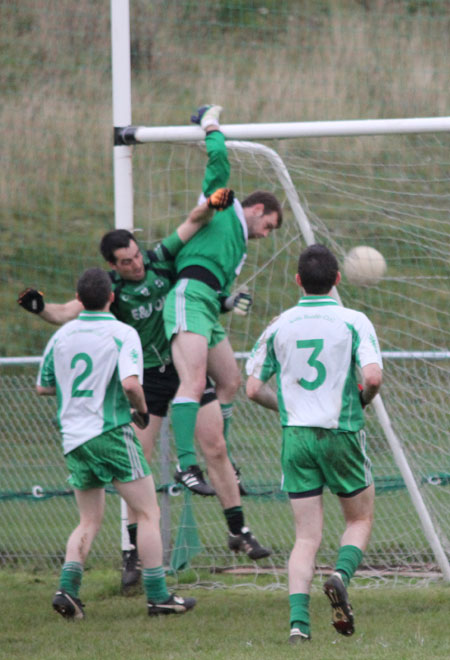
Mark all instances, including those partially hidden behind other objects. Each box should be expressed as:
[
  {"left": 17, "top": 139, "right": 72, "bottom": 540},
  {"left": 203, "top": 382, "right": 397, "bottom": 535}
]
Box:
[
  {"left": 71, "top": 353, "right": 94, "bottom": 398},
  {"left": 296, "top": 339, "right": 326, "bottom": 390}
]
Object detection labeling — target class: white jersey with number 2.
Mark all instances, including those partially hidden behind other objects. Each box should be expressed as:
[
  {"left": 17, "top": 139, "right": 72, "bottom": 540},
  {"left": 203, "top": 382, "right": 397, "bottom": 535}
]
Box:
[
  {"left": 37, "top": 311, "right": 143, "bottom": 454},
  {"left": 246, "top": 296, "right": 382, "bottom": 431}
]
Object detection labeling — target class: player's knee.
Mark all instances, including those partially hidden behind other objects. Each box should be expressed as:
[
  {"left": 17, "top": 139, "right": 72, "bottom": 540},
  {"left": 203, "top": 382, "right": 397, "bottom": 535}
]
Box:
[
  {"left": 202, "top": 434, "right": 227, "bottom": 462},
  {"left": 196, "top": 419, "right": 227, "bottom": 460},
  {"left": 187, "top": 374, "right": 207, "bottom": 400},
  {"left": 137, "top": 503, "right": 161, "bottom": 527},
  {"left": 78, "top": 517, "right": 102, "bottom": 540},
  {"left": 216, "top": 369, "right": 241, "bottom": 400}
]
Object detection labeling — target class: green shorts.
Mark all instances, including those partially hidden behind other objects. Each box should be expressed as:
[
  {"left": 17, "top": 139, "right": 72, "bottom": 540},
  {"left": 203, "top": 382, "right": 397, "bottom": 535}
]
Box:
[
  {"left": 281, "top": 426, "right": 372, "bottom": 497},
  {"left": 163, "top": 278, "right": 226, "bottom": 348},
  {"left": 65, "top": 425, "right": 151, "bottom": 490}
]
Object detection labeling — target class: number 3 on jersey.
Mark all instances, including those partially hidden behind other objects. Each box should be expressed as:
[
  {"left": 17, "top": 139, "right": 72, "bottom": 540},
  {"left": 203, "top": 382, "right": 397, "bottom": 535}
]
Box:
[
  {"left": 71, "top": 352, "right": 94, "bottom": 398},
  {"left": 296, "top": 339, "right": 326, "bottom": 391}
]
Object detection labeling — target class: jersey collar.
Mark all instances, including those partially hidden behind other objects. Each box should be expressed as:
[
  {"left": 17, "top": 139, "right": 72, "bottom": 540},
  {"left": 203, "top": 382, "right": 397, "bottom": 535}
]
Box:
[
  {"left": 78, "top": 311, "right": 116, "bottom": 321},
  {"left": 298, "top": 295, "right": 339, "bottom": 307}
]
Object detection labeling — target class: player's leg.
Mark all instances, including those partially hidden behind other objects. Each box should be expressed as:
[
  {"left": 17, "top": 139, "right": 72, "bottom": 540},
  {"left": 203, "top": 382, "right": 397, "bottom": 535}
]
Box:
[
  {"left": 122, "top": 414, "right": 164, "bottom": 590},
  {"left": 115, "top": 474, "right": 196, "bottom": 616},
  {"left": 134, "top": 413, "right": 163, "bottom": 463},
  {"left": 207, "top": 334, "right": 241, "bottom": 405},
  {"left": 195, "top": 399, "right": 271, "bottom": 560},
  {"left": 281, "top": 427, "right": 324, "bottom": 642},
  {"left": 207, "top": 335, "right": 245, "bottom": 492},
  {"left": 53, "top": 487, "right": 105, "bottom": 620},
  {"left": 195, "top": 399, "right": 236, "bottom": 507},
  {"left": 338, "top": 482, "right": 375, "bottom": 552},
  {"left": 321, "top": 430, "right": 374, "bottom": 636},
  {"left": 287, "top": 494, "right": 323, "bottom": 643},
  {"left": 115, "top": 476, "right": 163, "bottom": 568},
  {"left": 123, "top": 362, "right": 216, "bottom": 592},
  {"left": 163, "top": 279, "right": 220, "bottom": 494},
  {"left": 170, "top": 330, "right": 216, "bottom": 494},
  {"left": 322, "top": 485, "right": 374, "bottom": 637}
]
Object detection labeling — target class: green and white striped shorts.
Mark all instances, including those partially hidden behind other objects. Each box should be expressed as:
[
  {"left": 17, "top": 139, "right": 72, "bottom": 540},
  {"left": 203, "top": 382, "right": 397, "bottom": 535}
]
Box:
[{"left": 65, "top": 424, "right": 151, "bottom": 490}]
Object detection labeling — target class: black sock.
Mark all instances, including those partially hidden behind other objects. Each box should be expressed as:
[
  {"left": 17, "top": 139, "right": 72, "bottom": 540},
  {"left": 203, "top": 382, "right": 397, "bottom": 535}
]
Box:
[
  {"left": 224, "top": 506, "right": 244, "bottom": 535},
  {"left": 127, "top": 523, "right": 137, "bottom": 549}
]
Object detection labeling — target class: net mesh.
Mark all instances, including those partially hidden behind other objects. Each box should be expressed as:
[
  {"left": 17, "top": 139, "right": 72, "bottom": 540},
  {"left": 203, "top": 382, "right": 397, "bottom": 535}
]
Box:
[{"left": 2, "top": 135, "right": 449, "bottom": 586}]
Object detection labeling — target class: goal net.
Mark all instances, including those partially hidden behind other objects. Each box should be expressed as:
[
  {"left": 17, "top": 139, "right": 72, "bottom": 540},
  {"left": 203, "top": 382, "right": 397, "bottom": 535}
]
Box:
[{"left": 2, "top": 130, "right": 449, "bottom": 585}]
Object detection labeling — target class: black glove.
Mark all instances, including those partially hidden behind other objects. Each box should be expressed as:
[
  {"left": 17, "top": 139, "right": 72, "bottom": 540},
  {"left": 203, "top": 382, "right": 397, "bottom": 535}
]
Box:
[
  {"left": 223, "top": 289, "right": 253, "bottom": 316},
  {"left": 131, "top": 410, "right": 150, "bottom": 429},
  {"left": 207, "top": 188, "right": 234, "bottom": 210},
  {"left": 358, "top": 384, "right": 367, "bottom": 409},
  {"left": 18, "top": 288, "right": 45, "bottom": 314}
]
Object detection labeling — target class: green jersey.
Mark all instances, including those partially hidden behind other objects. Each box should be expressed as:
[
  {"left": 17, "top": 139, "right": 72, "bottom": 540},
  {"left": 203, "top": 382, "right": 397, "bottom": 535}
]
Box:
[
  {"left": 174, "top": 131, "right": 248, "bottom": 298},
  {"left": 110, "top": 231, "right": 184, "bottom": 368}
]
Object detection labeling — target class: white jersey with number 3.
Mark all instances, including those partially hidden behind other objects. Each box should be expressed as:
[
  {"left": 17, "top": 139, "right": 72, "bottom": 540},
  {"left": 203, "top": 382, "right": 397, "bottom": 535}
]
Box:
[
  {"left": 37, "top": 311, "right": 143, "bottom": 454},
  {"left": 246, "top": 296, "right": 382, "bottom": 431}
]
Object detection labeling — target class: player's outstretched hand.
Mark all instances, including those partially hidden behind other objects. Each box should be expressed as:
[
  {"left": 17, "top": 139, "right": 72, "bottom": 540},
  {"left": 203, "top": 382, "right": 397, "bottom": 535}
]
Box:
[
  {"left": 17, "top": 288, "right": 45, "bottom": 314},
  {"left": 224, "top": 290, "right": 253, "bottom": 316},
  {"left": 131, "top": 410, "right": 150, "bottom": 429},
  {"left": 232, "top": 292, "right": 253, "bottom": 316},
  {"left": 191, "top": 104, "right": 222, "bottom": 130},
  {"left": 207, "top": 188, "right": 234, "bottom": 211}
]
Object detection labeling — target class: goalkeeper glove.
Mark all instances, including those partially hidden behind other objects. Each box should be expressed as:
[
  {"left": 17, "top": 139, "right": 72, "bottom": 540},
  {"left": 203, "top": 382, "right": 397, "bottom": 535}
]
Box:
[
  {"left": 224, "top": 291, "right": 253, "bottom": 317},
  {"left": 191, "top": 104, "right": 223, "bottom": 130},
  {"left": 207, "top": 188, "right": 234, "bottom": 210},
  {"left": 131, "top": 410, "right": 150, "bottom": 430},
  {"left": 17, "top": 288, "right": 45, "bottom": 314},
  {"left": 358, "top": 384, "right": 367, "bottom": 408}
]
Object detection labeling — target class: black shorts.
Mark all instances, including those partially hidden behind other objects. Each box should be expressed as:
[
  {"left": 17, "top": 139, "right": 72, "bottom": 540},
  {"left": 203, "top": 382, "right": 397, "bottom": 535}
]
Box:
[{"left": 143, "top": 362, "right": 217, "bottom": 417}]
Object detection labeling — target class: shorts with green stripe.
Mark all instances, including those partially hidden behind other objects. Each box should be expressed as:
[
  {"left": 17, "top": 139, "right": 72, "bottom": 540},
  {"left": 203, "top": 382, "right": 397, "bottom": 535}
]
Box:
[
  {"left": 65, "top": 425, "right": 151, "bottom": 490},
  {"left": 281, "top": 426, "right": 372, "bottom": 497},
  {"left": 163, "top": 278, "right": 226, "bottom": 348}
]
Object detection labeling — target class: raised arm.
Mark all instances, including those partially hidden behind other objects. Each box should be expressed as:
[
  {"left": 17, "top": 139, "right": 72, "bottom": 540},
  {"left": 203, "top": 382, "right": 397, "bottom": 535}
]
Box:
[
  {"left": 190, "top": 105, "right": 231, "bottom": 195},
  {"left": 176, "top": 188, "right": 234, "bottom": 243},
  {"left": 40, "top": 299, "right": 84, "bottom": 325},
  {"left": 18, "top": 288, "right": 83, "bottom": 325}
]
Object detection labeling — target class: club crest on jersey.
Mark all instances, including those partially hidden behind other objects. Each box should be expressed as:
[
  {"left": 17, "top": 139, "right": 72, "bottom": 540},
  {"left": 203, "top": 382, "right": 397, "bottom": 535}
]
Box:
[
  {"left": 154, "top": 279, "right": 165, "bottom": 289},
  {"left": 137, "top": 286, "right": 150, "bottom": 296}
]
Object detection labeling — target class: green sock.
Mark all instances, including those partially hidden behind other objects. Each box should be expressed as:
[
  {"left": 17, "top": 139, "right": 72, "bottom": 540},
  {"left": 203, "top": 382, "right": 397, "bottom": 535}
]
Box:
[
  {"left": 143, "top": 566, "right": 170, "bottom": 603},
  {"left": 127, "top": 523, "right": 137, "bottom": 549},
  {"left": 59, "top": 561, "right": 83, "bottom": 598},
  {"left": 335, "top": 544, "right": 364, "bottom": 587},
  {"left": 289, "top": 593, "right": 310, "bottom": 635},
  {"left": 220, "top": 403, "right": 234, "bottom": 459},
  {"left": 171, "top": 400, "right": 200, "bottom": 470},
  {"left": 224, "top": 506, "right": 244, "bottom": 535}
]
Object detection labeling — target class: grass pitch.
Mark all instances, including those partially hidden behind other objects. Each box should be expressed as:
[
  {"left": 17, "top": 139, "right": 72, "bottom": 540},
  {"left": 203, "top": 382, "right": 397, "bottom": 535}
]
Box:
[{"left": 1, "top": 569, "right": 449, "bottom": 660}]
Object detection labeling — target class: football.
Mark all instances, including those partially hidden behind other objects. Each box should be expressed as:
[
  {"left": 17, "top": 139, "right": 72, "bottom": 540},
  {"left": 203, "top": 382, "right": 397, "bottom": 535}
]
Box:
[{"left": 343, "top": 245, "right": 387, "bottom": 286}]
